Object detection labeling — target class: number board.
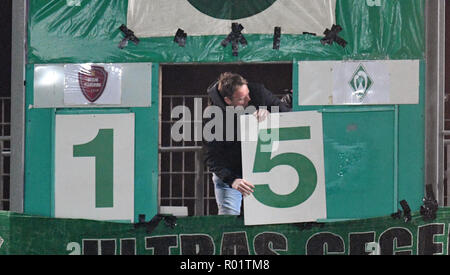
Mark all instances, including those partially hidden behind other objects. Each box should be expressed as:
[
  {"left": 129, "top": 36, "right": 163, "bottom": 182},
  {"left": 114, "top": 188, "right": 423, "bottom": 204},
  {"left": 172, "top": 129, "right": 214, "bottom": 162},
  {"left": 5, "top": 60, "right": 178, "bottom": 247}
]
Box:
[
  {"left": 241, "top": 111, "right": 326, "bottom": 226},
  {"left": 54, "top": 113, "right": 135, "bottom": 221}
]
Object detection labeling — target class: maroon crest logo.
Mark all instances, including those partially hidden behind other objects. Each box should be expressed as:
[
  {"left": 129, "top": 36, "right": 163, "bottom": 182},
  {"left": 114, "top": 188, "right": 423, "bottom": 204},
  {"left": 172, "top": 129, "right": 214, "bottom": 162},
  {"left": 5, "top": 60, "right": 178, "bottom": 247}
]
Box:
[{"left": 78, "top": 66, "right": 108, "bottom": 103}]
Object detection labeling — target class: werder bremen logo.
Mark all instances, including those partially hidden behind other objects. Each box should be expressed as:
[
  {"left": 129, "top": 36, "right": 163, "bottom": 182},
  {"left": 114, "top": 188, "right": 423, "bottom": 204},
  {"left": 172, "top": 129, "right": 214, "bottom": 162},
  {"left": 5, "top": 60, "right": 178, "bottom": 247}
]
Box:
[{"left": 349, "top": 64, "right": 373, "bottom": 101}]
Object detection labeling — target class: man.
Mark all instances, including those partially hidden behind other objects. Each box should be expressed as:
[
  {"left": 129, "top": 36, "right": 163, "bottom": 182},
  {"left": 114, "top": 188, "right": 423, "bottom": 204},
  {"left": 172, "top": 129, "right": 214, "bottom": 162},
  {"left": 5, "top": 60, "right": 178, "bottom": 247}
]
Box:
[{"left": 204, "top": 72, "right": 291, "bottom": 215}]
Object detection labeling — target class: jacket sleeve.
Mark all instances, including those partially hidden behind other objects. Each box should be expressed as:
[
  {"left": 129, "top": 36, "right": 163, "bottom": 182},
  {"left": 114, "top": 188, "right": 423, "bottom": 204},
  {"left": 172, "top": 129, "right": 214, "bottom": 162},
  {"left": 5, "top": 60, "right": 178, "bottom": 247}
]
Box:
[
  {"left": 260, "top": 84, "right": 292, "bottom": 113},
  {"left": 203, "top": 141, "right": 239, "bottom": 186}
]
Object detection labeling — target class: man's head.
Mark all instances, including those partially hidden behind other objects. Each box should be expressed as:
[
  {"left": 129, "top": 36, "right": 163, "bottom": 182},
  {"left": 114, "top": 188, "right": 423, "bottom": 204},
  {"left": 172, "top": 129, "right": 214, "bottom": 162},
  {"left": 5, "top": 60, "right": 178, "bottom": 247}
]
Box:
[{"left": 218, "top": 72, "right": 251, "bottom": 107}]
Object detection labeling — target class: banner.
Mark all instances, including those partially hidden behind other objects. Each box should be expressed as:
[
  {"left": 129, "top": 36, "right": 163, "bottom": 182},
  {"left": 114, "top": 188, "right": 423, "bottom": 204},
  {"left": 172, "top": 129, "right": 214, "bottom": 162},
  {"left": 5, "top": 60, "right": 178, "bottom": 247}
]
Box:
[
  {"left": 127, "top": 0, "right": 336, "bottom": 37},
  {"left": 0, "top": 208, "right": 449, "bottom": 255}
]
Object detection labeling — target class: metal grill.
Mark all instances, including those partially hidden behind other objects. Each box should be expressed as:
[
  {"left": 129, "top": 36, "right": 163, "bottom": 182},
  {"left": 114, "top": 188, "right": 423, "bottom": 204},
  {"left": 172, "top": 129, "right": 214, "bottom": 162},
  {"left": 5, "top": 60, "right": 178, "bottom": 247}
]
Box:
[
  {"left": 0, "top": 97, "right": 10, "bottom": 210},
  {"left": 159, "top": 94, "right": 217, "bottom": 216}
]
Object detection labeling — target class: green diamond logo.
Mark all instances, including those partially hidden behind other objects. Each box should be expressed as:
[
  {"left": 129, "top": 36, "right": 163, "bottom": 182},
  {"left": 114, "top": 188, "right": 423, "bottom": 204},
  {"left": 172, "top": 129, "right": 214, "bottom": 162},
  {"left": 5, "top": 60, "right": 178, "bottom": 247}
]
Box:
[{"left": 349, "top": 64, "right": 373, "bottom": 101}]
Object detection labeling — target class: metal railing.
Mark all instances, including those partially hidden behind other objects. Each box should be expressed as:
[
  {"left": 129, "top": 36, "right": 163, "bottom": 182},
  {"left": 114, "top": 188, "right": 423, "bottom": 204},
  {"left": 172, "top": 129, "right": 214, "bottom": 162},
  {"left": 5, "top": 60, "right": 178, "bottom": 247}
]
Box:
[
  {"left": 159, "top": 94, "right": 216, "bottom": 216},
  {"left": 0, "top": 97, "right": 11, "bottom": 210},
  {"left": 444, "top": 131, "right": 450, "bottom": 205},
  {"left": 159, "top": 146, "right": 205, "bottom": 216},
  {"left": 0, "top": 137, "right": 10, "bottom": 210}
]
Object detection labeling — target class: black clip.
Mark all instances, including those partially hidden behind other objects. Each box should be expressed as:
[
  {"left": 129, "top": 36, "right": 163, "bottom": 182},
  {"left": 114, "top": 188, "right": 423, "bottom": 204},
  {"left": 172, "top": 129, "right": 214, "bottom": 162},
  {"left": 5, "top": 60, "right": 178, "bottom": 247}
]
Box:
[
  {"left": 400, "top": 200, "right": 412, "bottom": 223},
  {"left": 174, "top": 28, "right": 187, "bottom": 47},
  {"left": 391, "top": 200, "right": 412, "bottom": 223},
  {"left": 221, "top": 23, "right": 248, "bottom": 57},
  {"left": 420, "top": 184, "right": 439, "bottom": 221},
  {"left": 303, "top": 32, "right": 316, "bottom": 36},
  {"left": 273, "top": 27, "right": 281, "bottom": 50},
  {"left": 320, "top": 24, "right": 347, "bottom": 48},
  {"left": 118, "top": 24, "right": 140, "bottom": 49},
  {"left": 134, "top": 214, "right": 177, "bottom": 234}
]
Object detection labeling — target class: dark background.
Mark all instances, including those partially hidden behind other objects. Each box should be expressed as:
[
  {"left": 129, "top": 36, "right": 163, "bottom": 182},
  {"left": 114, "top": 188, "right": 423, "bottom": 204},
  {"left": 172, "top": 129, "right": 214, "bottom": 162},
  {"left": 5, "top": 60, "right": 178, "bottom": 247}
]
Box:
[
  {"left": 0, "top": 0, "right": 11, "bottom": 98},
  {"left": 162, "top": 63, "right": 293, "bottom": 96},
  {"left": 446, "top": 2, "right": 450, "bottom": 128}
]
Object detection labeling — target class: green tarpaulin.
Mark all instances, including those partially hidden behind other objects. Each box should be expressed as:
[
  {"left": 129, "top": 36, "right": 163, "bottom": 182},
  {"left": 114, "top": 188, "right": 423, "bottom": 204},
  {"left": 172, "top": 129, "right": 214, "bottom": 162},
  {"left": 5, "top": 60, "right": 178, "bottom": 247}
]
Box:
[
  {"left": 28, "top": 0, "right": 424, "bottom": 63},
  {"left": 0, "top": 208, "right": 448, "bottom": 255}
]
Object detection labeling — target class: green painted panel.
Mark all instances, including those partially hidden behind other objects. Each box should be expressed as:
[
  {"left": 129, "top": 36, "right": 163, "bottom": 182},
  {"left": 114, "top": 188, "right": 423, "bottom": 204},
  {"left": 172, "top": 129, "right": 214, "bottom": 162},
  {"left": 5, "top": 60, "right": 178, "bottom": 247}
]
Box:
[
  {"left": 131, "top": 63, "right": 159, "bottom": 222},
  {"left": 24, "top": 64, "right": 54, "bottom": 216},
  {"left": 23, "top": 64, "right": 160, "bottom": 223},
  {"left": 397, "top": 61, "right": 425, "bottom": 211},
  {"left": 323, "top": 111, "right": 395, "bottom": 219},
  {"left": 292, "top": 60, "right": 425, "bottom": 220}
]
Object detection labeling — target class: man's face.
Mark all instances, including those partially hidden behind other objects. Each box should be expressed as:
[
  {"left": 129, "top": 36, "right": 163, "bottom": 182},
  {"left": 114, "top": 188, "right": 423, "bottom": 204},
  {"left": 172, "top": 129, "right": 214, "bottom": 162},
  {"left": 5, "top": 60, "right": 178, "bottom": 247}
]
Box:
[{"left": 225, "top": 84, "right": 251, "bottom": 108}]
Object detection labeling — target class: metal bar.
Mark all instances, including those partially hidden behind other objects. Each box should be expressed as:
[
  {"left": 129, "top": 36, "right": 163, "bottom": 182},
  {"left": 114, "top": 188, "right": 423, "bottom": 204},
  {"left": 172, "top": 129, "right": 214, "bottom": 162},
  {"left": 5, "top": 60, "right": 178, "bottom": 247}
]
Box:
[
  {"left": 0, "top": 141, "right": 4, "bottom": 210},
  {"left": 182, "top": 97, "right": 186, "bottom": 207},
  {"left": 194, "top": 149, "right": 205, "bottom": 216},
  {"left": 159, "top": 146, "right": 203, "bottom": 153},
  {"left": 393, "top": 105, "right": 399, "bottom": 212},
  {"left": 425, "top": 0, "right": 446, "bottom": 206},
  {"left": 10, "top": 0, "right": 26, "bottom": 213},
  {"left": 320, "top": 106, "right": 395, "bottom": 113},
  {"left": 447, "top": 145, "right": 450, "bottom": 204}
]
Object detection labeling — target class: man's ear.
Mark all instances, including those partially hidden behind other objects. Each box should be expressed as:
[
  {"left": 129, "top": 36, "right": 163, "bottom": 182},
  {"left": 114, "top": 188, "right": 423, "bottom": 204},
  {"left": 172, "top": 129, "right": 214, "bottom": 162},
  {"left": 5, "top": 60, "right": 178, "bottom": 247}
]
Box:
[{"left": 224, "top": 97, "right": 232, "bottom": 106}]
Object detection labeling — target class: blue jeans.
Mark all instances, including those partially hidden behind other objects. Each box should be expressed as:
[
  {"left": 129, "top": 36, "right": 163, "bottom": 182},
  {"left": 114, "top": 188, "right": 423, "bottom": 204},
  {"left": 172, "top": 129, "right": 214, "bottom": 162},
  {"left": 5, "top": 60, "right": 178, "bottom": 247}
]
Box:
[{"left": 212, "top": 173, "right": 242, "bottom": 215}]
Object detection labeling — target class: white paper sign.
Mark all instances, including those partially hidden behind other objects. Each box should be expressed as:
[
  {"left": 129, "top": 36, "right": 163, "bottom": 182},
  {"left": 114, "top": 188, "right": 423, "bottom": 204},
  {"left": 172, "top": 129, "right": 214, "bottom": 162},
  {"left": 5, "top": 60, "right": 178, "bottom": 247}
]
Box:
[
  {"left": 55, "top": 113, "right": 135, "bottom": 221},
  {"left": 241, "top": 111, "right": 326, "bottom": 226},
  {"left": 64, "top": 64, "right": 122, "bottom": 105},
  {"left": 298, "top": 60, "right": 420, "bottom": 105}
]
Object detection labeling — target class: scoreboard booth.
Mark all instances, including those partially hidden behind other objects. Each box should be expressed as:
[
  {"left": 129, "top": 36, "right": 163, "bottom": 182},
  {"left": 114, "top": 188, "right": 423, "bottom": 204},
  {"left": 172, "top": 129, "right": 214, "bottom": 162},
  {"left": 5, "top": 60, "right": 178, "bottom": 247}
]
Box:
[{"left": 5, "top": 0, "right": 446, "bottom": 255}]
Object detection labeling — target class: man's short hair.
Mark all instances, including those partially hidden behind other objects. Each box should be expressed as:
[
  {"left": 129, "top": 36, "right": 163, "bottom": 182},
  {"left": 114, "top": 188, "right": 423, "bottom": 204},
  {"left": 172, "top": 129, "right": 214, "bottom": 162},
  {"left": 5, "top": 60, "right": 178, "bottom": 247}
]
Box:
[{"left": 217, "top": 72, "right": 248, "bottom": 99}]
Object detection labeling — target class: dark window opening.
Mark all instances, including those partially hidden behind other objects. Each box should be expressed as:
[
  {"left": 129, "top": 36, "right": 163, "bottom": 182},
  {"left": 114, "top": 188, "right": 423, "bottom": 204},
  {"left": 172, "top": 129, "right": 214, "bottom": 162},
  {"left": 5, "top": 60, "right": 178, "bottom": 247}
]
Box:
[{"left": 159, "top": 63, "right": 293, "bottom": 216}]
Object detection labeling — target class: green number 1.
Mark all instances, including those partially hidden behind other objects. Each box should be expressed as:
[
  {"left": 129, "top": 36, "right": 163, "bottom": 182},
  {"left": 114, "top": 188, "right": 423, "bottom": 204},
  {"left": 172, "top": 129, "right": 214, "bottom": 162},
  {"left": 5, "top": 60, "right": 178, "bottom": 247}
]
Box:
[
  {"left": 252, "top": 127, "right": 317, "bottom": 208},
  {"left": 73, "top": 129, "right": 114, "bottom": 208}
]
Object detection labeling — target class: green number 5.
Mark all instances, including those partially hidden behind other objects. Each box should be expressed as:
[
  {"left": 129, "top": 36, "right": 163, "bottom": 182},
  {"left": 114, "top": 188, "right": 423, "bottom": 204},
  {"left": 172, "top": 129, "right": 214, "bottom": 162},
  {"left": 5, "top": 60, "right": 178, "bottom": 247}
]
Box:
[
  {"left": 252, "top": 127, "right": 317, "bottom": 208},
  {"left": 73, "top": 129, "right": 114, "bottom": 208}
]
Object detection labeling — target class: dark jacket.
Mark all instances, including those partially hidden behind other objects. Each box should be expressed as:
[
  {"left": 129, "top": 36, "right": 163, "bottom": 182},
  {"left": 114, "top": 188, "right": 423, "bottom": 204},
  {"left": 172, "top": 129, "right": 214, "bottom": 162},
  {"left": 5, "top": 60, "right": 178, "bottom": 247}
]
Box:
[{"left": 203, "top": 82, "right": 291, "bottom": 187}]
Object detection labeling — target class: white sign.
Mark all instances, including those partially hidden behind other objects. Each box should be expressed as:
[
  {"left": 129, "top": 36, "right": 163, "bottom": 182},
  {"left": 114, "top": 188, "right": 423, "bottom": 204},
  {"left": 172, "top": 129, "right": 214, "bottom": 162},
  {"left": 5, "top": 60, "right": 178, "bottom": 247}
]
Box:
[
  {"left": 241, "top": 111, "right": 326, "bottom": 226},
  {"left": 298, "top": 60, "right": 420, "bottom": 105},
  {"left": 33, "top": 63, "right": 152, "bottom": 108},
  {"left": 54, "top": 114, "right": 135, "bottom": 221},
  {"left": 127, "top": 0, "right": 336, "bottom": 37}
]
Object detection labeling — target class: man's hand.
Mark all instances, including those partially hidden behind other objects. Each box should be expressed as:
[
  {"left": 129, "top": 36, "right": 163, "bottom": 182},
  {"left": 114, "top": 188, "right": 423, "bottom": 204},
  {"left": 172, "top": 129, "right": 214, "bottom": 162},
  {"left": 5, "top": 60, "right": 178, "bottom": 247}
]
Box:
[
  {"left": 253, "top": 109, "right": 269, "bottom": 122},
  {"left": 231, "top": 179, "right": 255, "bottom": 197}
]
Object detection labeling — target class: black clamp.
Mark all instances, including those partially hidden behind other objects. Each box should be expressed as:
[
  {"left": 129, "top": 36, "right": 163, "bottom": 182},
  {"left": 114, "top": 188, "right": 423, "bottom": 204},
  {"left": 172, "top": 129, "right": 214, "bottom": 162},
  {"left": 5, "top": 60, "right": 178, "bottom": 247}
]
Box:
[
  {"left": 320, "top": 24, "right": 347, "bottom": 48},
  {"left": 391, "top": 200, "right": 411, "bottom": 223},
  {"left": 134, "top": 214, "right": 177, "bottom": 234},
  {"left": 221, "top": 23, "right": 248, "bottom": 57},
  {"left": 420, "top": 184, "right": 439, "bottom": 221},
  {"left": 273, "top": 27, "right": 281, "bottom": 50},
  {"left": 303, "top": 32, "right": 317, "bottom": 36},
  {"left": 118, "top": 24, "right": 140, "bottom": 49},
  {"left": 174, "top": 28, "right": 187, "bottom": 47}
]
